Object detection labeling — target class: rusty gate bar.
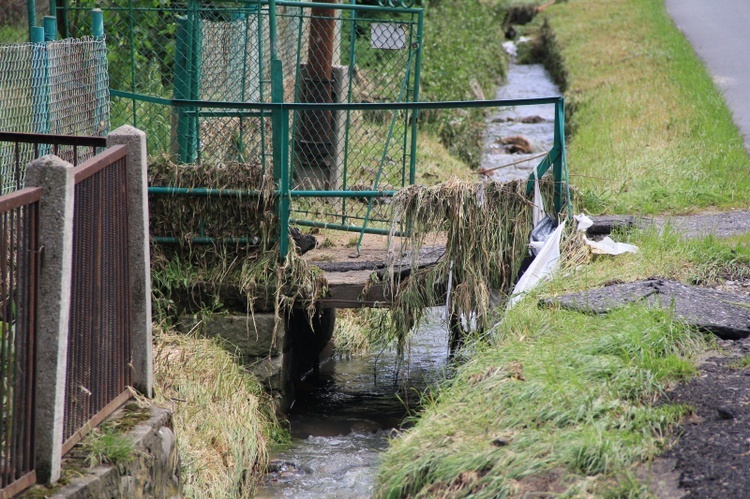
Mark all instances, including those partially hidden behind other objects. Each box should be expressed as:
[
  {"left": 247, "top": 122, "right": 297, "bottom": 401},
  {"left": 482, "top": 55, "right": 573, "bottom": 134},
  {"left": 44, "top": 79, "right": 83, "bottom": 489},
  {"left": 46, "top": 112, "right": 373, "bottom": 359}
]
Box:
[
  {"left": 0, "top": 132, "right": 107, "bottom": 195},
  {"left": 0, "top": 187, "right": 41, "bottom": 497},
  {"left": 61, "top": 145, "right": 133, "bottom": 454}
]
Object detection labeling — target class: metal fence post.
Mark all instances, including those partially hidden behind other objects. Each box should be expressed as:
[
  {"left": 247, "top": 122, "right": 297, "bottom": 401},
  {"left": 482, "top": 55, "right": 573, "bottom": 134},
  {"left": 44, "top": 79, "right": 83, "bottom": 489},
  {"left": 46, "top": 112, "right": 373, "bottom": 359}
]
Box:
[
  {"left": 24, "top": 156, "right": 75, "bottom": 484},
  {"left": 271, "top": 58, "right": 290, "bottom": 260},
  {"left": 27, "top": 0, "right": 37, "bottom": 41},
  {"left": 552, "top": 98, "right": 570, "bottom": 216},
  {"left": 106, "top": 126, "right": 153, "bottom": 398},
  {"left": 92, "top": 9, "right": 107, "bottom": 137},
  {"left": 42, "top": 15, "right": 56, "bottom": 41},
  {"left": 30, "top": 26, "right": 49, "bottom": 152},
  {"left": 174, "top": 15, "right": 200, "bottom": 163}
]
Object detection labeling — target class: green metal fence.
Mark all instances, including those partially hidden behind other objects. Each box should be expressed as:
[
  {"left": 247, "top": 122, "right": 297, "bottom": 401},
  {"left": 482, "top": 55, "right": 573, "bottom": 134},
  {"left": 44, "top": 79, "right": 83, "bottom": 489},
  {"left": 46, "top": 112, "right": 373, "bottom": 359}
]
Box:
[
  {"left": 63, "top": 0, "right": 422, "bottom": 229},
  {"left": 55, "top": 1, "right": 570, "bottom": 254},
  {"left": 145, "top": 96, "right": 570, "bottom": 257}
]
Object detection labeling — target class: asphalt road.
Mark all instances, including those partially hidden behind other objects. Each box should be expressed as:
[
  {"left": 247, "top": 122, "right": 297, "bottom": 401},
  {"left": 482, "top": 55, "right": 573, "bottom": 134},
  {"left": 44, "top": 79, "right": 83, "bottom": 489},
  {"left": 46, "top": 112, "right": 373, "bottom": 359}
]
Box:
[{"left": 666, "top": 0, "right": 750, "bottom": 152}]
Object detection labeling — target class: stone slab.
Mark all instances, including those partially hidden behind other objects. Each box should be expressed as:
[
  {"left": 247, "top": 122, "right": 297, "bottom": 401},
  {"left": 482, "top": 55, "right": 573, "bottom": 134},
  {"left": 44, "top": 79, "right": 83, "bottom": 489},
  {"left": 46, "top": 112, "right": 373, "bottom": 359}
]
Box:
[
  {"left": 543, "top": 279, "right": 750, "bottom": 340},
  {"left": 29, "top": 405, "right": 181, "bottom": 498},
  {"left": 177, "top": 313, "right": 282, "bottom": 358}
]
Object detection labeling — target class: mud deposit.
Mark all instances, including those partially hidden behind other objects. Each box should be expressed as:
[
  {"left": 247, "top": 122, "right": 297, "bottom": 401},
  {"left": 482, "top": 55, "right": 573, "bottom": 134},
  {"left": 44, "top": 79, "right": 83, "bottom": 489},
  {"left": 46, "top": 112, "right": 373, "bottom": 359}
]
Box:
[{"left": 660, "top": 335, "right": 750, "bottom": 498}]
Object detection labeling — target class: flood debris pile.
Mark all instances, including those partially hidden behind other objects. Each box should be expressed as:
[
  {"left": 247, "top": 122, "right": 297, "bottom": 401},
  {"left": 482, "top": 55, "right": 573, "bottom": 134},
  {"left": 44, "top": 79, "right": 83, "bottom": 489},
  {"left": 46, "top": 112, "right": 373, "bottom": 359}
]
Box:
[
  {"left": 148, "top": 158, "right": 274, "bottom": 243},
  {"left": 148, "top": 158, "right": 326, "bottom": 323},
  {"left": 383, "top": 178, "right": 545, "bottom": 345}
]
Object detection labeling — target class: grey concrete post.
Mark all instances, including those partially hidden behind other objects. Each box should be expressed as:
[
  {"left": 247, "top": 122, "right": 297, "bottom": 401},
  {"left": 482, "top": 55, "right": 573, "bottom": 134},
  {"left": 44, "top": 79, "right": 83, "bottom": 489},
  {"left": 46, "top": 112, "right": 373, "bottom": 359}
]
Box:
[
  {"left": 107, "top": 126, "right": 153, "bottom": 397},
  {"left": 25, "top": 156, "right": 75, "bottom": 484},
  {"left": 331, "top": 65, "right": 350, "bottom": 191}
]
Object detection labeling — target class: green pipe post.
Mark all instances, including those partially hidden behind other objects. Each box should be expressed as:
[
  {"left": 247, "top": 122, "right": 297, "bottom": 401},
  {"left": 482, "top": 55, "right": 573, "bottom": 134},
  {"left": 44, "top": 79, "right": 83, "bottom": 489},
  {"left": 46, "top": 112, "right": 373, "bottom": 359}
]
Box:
[
  {"left": 278, "top": 107, "right": 291, "bottom": 260},
  {"left": 30, "top": 26, "right": 49, "bottom": 159},
  {"left": 408, "top": 9, "right": 424, "bottom": 186},
  {"left": 48, "top": 0, "right": 56, "bottom": 16},
  {"left": 27, "top": 0, "right": 36, "bottom": 41},
  {"left": 258, "top": 5, "right": 267, "bottom": 173},
  {"left": 174, "top": 15, "right": 199, "bottom": 163},
  {"left": 92, "top": 9, "right": 107, "bottom": 135},
  {"left": 271, "top": 56, "right": 290, "bottom": 260},
  {"left": 552, "top": 99, "right": 562, "bottom": 214},
  {"left": 43, "top": 16, "right": 56, "bottom": 41},
  {"left": 56, "top": 0, "right": 69, "bottom": 39},
  {"left": 128, "top": 0, "right": 136, "bottom": 125},
  {"left": 556, "top": 98, "right": 572, "bottom": 217}
]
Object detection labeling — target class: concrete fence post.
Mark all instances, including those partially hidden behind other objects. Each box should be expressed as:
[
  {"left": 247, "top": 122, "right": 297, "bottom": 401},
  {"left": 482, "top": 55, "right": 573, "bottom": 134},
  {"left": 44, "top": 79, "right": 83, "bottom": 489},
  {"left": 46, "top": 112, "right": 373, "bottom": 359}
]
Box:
[
  {"left": 25, "top": 156, "right": 75, "bottom": 484},
  {"left": 106, "top": 125, "right": 153, "bottom": 397}
]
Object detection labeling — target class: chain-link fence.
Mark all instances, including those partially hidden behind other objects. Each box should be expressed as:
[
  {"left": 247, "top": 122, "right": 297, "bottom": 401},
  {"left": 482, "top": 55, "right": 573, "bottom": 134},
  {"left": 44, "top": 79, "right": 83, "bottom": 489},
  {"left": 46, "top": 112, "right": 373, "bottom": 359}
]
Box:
[
  {"left": 0, "top": 34, "right": 109, "bottom": 194},
  {"left": 64, "top": 0, "right": 421, "bottom": 234}
]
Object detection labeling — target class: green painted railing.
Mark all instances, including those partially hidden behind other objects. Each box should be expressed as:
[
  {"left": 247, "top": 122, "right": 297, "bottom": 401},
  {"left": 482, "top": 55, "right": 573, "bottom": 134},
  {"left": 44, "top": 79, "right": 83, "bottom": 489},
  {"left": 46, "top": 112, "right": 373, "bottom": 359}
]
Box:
[{"left": 148, "top": 95, "right": 572, "bottom": 258}]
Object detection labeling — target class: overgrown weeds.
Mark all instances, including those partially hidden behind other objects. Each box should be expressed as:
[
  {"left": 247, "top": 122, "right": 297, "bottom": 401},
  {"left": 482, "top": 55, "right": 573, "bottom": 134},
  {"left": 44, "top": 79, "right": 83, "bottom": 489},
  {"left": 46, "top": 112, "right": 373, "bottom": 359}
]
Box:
[{"left": 153, "top": 328, "right": 285, "bottom": 498}]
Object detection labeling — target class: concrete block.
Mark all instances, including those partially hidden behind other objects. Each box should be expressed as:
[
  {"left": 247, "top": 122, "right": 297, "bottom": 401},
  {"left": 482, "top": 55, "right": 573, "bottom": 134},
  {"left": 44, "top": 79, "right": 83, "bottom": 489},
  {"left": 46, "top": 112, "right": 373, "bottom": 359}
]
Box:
[{"left": 178, "top": 313, "right": 283, "bottom": 358}]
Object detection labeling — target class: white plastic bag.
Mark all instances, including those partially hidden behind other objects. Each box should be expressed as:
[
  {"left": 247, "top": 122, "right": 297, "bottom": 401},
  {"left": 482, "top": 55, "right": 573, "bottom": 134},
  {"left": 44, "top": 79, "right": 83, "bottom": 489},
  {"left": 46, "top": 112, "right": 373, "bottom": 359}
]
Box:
[
  {"left": 583, "top": 236, "right": 638, "bottom": 255},
  {"left": 509, "top": 220, "right": 566, "bottom": 309}
]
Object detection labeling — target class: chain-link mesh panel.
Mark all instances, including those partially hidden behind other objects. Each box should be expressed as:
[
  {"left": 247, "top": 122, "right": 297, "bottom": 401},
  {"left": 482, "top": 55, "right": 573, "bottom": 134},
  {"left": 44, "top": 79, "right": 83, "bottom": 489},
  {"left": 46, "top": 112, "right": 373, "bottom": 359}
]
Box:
[
  {"left": 65, "top": 1, "right": 421, "bottom": 235},
  {"left": 286, "top": 6, "right": 419, "bottom": 229},
  {"left": 0, "top": 37, "right": 109, "bottom": 194}
]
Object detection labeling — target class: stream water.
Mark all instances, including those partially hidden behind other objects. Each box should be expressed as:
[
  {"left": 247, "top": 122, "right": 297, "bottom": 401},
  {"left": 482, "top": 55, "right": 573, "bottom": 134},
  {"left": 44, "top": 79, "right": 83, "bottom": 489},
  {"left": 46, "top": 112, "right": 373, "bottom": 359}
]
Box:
[
  {"left": 483, "top": 45, "right": 561, "bottom": 183},
  {"left": 257, "top": 49, "right": 560, "bottom": 499},
  {"left": 256, "top": 309, "right": 450, "bottom": 498}
]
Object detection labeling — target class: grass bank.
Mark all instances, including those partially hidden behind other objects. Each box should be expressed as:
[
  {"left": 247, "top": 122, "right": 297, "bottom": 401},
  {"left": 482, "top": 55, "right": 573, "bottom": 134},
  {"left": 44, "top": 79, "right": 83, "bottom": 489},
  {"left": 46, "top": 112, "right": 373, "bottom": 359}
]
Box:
[
  {"left": 376, "top": 229, "right": 749, "bottom": 497},
  {"left": 153, "top": 328, "right": 285, "bottom": 498},
  {"left": 540, "top": 0, "right": 750, "bottom": 214},
  {"left": 418, "top": 0, "right": 508, "bottom": 169}
]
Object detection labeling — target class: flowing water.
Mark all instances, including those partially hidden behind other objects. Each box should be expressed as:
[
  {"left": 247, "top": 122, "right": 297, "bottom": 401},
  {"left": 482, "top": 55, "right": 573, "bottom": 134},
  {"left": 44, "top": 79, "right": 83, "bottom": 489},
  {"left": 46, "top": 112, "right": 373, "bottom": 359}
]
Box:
[
  {"left": 256, "top": 309, "right": 450, "bottom": 498},
  {"left": 257, "top": 50, "right": 560, "bottom": 499},
  {"left": 483, "top": 45, "right": 561, "bottom": 182}
]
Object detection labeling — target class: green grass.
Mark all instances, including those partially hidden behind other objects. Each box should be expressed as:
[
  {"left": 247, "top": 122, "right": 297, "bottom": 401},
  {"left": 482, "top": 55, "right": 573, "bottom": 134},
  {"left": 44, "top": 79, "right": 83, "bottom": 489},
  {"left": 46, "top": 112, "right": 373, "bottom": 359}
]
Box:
[
  {"left": 375, "top": 228, "right": 748, "bottom": 496},
  {"left": 418, "top": 0, "right": 509, "bottom": 168},
  {"left": 540, "top": 0, "right": 750, "bottom": 214},
  {"left": 377, "top": 302, "right": 705, "bottom": 497}
]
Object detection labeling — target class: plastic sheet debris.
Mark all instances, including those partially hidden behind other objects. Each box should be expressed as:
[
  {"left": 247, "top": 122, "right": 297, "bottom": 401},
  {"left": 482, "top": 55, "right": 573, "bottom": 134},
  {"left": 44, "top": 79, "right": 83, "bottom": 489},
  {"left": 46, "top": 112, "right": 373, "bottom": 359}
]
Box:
[
  {"left": 509, "top": 220, "right": 566, "bottom": 308},
  {"left": 574, "top": 213, "right": 594, "bottom": 232},
  {"left": 583, "top": 236, "right": 638, "bottom": 255}
]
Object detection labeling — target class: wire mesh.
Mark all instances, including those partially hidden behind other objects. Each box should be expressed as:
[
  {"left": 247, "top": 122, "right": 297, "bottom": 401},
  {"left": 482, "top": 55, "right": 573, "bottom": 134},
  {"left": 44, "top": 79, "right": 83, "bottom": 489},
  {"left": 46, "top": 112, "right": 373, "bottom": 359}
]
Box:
[
  {"left": 0, "top": 37, "right": 109, "bottom": 194},
  {"left": 287, "top": 6, "right": 420, "bottom": 229},
  {"left": 63, "top": 147, "right": 132, "bottom": 446},
  {"left": 0, "top": 187, "right": 40, "bottom": 493},
  {"left": 64, "top": 1, "right": 421, "bottom": 236}
]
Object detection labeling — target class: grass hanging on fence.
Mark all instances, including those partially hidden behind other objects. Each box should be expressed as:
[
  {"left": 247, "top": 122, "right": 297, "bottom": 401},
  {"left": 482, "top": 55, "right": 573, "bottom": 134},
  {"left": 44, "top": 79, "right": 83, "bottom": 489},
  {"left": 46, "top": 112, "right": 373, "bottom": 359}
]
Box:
[
  {"left": 382, "top": 178, "right": 539, "bottom": 346},
  {"left": 149, "top": 157, "right": 327, "bottom": 330}
]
